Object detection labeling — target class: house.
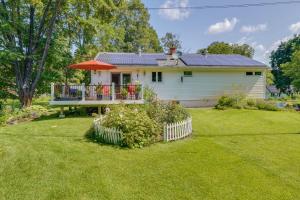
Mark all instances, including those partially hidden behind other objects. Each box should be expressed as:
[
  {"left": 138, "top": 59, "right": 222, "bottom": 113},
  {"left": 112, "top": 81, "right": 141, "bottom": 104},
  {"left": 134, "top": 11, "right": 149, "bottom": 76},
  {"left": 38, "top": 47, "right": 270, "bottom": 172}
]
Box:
[
  {"left": 50, "top": 49, "right": 268, "bottom": 108},
  {"left": 266, "top": 85, "right": 280, "bottom": 98}
]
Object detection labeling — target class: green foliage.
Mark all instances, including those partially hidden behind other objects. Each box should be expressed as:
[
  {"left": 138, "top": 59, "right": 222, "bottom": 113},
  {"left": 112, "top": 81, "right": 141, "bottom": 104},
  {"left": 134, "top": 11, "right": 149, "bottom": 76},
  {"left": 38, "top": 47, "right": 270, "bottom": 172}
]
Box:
[
  {"left": 215, "top": 95, "right": 245, "bottom": 109},
  {"left": 120, "top": 87, "right": 128, "bottom": 99},
  {"left": 198, "top": 42, "right": 254, "bottom": 58},
  {"left": 0, "top": 101, "right": 56, "bottom": 126},
  {"left": 270, "top": 34, "right": 300, "bottom": 90},
  {"left": 1, "top": 0, "right": 162, "bottom": 106},
  {"left": 281, "top": 50, "right": 300, "bottom": 90},
  {"left": 102, "top": 105, "right": 161, "bottom": 148},
  {"left": 160, "top": 32, "right": 182, "bottom": 52},
  {"left": 215, "top": 95, "right": 279, "bottom": 111},
  {"left": 255, "top": 100, "right": 279, "bottom": 111},
  {"left": 266, "top": 71, "right": 275, "bottom": 86},
  {"left": 146, "top": 101, "right": 190, "bottom": 125}
]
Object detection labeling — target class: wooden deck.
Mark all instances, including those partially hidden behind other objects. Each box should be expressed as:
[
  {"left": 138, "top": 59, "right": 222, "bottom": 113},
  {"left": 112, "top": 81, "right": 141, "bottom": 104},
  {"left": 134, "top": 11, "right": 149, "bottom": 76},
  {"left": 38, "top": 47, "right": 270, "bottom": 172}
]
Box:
[
  {"left": 49, "top": 99, "right": 144, "bottom": 106},
  {"left": 50, "top": 83, "right": 144, "bottom": 106}
]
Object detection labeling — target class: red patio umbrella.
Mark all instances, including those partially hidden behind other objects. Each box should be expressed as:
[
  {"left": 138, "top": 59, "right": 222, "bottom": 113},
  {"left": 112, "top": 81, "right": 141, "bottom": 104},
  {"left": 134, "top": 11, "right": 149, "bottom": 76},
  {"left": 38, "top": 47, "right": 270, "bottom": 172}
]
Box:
[{"left": 68, "top": 60, "right": 116, "bottom": 70}]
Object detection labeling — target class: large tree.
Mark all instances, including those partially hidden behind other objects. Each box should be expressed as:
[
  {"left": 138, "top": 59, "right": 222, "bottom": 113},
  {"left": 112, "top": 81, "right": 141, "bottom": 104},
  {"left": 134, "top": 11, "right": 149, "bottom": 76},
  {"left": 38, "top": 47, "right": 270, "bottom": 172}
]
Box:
[
  {"left": 197, "top": 42, "right": 254, "bottom": 58},
  {"left": 0, "top": 0, "right": 63, "bottom": 107},
  {"left": 270, "top": 34, "right": 300, "bottom": 90},
  {"left": 0, "top": 0, "right": 162, "bottom": 107},
  {"left": 281, "top": 50, "right": 300, "bottom": 90}
]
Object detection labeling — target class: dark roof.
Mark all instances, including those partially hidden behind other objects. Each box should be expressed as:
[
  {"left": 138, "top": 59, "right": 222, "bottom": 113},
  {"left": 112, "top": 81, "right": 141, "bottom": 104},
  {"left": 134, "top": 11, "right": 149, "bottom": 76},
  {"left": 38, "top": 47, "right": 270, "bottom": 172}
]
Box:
[
  {"left": 95, "top": 52, "right": 267, "bottom": 68},
  {"left": 267, "top": 85, "right": 279, "bottom": 93},
  {"left": 95, "top": 53, "right": 165, "bottom": 66}
]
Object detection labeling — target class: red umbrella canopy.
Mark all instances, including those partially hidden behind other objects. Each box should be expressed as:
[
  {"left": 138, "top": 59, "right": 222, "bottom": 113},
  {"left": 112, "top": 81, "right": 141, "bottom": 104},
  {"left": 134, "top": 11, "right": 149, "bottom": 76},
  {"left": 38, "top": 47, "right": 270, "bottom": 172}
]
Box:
[{"left": 68, "top": 60, "right": 116, "bottom": 70}]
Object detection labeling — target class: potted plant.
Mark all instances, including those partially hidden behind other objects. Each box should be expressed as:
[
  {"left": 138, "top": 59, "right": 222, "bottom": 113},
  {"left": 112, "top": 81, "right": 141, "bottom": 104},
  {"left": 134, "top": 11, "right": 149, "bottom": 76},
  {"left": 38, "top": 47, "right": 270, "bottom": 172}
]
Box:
[
  {"left": 96, "top": 84, "right": 103, "bottom": 100},
  {"left": 121, "top": 87, "right": 128, "bottom": 100},
  {"left": 135, "top": 84, "right": 141, "bottom": 100}
]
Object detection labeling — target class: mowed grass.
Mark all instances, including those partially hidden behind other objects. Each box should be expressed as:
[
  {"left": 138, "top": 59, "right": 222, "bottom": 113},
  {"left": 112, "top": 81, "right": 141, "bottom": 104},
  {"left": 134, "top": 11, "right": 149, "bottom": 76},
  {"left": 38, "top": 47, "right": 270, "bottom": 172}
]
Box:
[{"left": 0, "top": 109, "right": 300, "bottom": 200}]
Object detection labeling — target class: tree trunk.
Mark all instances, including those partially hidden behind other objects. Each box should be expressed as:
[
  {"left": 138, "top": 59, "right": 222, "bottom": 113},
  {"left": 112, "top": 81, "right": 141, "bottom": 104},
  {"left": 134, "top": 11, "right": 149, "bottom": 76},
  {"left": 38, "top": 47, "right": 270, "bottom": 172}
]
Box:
[{"left": 20, "top": 90, "right": 33, "bottom": 108}]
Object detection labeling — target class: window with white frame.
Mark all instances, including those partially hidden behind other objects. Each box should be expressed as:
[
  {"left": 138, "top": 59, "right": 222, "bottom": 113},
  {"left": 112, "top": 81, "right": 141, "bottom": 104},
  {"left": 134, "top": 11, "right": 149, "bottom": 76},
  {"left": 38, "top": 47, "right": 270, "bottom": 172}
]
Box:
[
  {"left": 152, "top": 72, "right": 162, "bottom": 82},
  {"left": 246, "top": 71, "right": 262, "bottom": 76}
]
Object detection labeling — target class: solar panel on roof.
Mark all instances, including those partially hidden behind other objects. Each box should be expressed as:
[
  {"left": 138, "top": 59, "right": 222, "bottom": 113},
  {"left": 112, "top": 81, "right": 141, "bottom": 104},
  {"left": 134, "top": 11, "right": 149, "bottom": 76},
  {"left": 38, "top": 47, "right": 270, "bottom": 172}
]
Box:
[{"left": 95, "top": 53, "right": 266, "bottom": 67}]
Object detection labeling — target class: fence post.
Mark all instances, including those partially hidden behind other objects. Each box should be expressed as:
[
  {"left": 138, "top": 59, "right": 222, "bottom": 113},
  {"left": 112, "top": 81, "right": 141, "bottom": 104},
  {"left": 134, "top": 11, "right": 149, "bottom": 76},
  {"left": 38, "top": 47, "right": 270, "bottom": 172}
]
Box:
[
  {"left": 163, "top": 122, "right": 167, "bottom": 142},
  {"left": 112, "top": 82, "right": 115, "bottom": 101},
  {"left": 82, "top": 83, "right": 85, "bottom": 101},
  {"left": 51, "top": 83, "right": 54, "bottom": 101}
]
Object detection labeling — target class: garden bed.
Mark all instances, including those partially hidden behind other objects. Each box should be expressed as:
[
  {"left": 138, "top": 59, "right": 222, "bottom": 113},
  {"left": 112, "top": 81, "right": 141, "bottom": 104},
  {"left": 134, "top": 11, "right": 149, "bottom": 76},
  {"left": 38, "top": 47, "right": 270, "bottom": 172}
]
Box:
[{"left": 91, "top": 100, "right": 191, "bottom": 148}]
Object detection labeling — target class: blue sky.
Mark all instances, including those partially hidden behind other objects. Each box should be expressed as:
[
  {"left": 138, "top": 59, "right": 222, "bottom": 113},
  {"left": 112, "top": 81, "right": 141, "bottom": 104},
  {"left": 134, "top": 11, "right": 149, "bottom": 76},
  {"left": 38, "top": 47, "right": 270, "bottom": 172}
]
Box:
[{"left": 141, "top": 0, "right": 300, "bottom": 64}]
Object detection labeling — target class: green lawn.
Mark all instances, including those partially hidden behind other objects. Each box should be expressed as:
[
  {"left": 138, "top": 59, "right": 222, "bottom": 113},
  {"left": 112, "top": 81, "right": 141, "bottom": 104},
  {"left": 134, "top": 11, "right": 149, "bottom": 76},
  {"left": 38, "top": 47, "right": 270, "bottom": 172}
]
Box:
[{"left": 0, "top": 109, "right": 300, "bottom": 200}]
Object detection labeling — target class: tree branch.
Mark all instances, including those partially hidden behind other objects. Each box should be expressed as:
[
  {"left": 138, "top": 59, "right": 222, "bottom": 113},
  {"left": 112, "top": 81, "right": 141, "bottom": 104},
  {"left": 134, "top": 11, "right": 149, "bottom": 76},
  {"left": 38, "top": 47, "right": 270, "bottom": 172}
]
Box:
[
  {"left": 31, "top": 0, "right": 61, "bottom": 93},
  {"left": 32, "top": 0, "right": 52, "bottom": 52}
]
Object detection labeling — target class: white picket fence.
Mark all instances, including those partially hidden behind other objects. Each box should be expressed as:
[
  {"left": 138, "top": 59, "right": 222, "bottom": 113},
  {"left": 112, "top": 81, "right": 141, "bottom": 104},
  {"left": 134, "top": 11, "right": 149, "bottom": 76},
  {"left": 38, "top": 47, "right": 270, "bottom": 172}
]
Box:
[
  {"left": 163, "top": 118, "right": 192, "bottom": 142},
  {"left": 93, "top": 118, "right": 122, "bottom": 145}
]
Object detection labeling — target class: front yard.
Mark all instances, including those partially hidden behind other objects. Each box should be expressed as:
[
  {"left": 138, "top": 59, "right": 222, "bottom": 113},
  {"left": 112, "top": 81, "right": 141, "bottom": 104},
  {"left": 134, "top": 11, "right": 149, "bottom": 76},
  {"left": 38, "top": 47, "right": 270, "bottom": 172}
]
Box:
[{"left": 0, "top": 109, "right": 300, "bottom": 199}]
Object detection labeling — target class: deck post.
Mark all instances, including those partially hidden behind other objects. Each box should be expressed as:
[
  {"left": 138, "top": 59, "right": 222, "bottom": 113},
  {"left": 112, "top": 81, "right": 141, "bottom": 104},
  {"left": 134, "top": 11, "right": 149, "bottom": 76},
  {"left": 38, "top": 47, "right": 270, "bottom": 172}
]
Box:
[
  {"left": 59, "top": 107, "right": 65, "bottom": 118},
  {"left": 112, "top": 82, "right": 115, "bottom": 101},
  {"left": 82, "top": 83, "right": 85, "bottom": 101},
  {"left": 51, "top": 83, "right": 54, "bottom": 101}
]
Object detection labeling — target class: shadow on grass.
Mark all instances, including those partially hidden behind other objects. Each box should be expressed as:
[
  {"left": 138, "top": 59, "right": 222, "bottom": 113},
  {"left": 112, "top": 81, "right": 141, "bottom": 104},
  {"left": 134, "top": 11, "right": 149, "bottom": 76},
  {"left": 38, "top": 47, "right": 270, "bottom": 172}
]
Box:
[
  {"left": 33, "top": 111, "right": 93, "bottom": 122},
  {"left": 83, "top": 126, "right": 124, "bottom": 149}
]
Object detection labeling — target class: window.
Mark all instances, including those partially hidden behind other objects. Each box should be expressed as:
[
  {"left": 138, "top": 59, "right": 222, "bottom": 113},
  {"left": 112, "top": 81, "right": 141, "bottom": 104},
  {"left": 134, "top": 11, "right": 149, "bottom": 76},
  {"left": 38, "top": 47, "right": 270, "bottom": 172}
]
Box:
[
  {"left": 158, "top": 72, "right": 162, "bottom": 82},
  {"left": 152, "top": 72, "right": 156, "bottom": 82},
  {"left": 152, "top": 72, "right": 162, "bottom": 82},
  {"left": 246, "top": 72, "right": 253, "bottom": 76},
  {"left": 184, "top": 71, "right": 192, "bottom": 77},
  {"left": 122, "top": 73, "right": 131, "bottom": 85},
  {"left": 255, "top": 72, "right": 262, "bottom": 76}
]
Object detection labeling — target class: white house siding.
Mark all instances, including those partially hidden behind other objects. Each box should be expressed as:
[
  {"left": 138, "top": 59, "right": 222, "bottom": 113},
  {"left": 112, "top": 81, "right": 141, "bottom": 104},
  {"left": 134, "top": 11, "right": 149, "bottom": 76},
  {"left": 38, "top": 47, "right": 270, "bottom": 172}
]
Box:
[{"left": 90, "top": 68, "right": 266, "bottom": 107}]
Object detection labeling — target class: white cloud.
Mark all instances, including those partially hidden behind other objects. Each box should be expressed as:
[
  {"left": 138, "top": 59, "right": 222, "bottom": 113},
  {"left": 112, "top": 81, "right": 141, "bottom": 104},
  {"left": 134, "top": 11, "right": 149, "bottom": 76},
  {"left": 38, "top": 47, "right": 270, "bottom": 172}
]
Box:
[
  {"left": 237, "top": 36, "right": 267, "bottom": 63},
  {"left": 289, "top": 21, "right": 300, "bottom": 33},
  {"left": 261, "top": 35, "right": 293, "bottom": 64},
  {"left": 240, "top": 24, "right": 267, "bottom": 33},
  {"left": 159, "top": 0, "right": 190, "bottom": 21},
  {"left": 237, "top": 36, "right": 252, "bottom": 44},
  {"left": 208, "top": 18, "right": 238, "bottom": 34},
  {"left": 264, "top": 35, "right": 292, "bottom": 57}
]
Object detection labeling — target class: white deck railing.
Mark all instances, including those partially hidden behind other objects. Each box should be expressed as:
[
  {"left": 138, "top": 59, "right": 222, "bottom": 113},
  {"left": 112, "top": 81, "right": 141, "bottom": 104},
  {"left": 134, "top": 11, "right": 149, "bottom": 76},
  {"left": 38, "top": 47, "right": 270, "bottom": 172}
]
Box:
[
  {"left": 51, "top": 83, "right": 144, "bottom": 102},
  {"left": 93, "top": 118, "right": 123, "bottom": 145},
  {"left": 163, "top": 118, "right": 192, "bottom": 142}
]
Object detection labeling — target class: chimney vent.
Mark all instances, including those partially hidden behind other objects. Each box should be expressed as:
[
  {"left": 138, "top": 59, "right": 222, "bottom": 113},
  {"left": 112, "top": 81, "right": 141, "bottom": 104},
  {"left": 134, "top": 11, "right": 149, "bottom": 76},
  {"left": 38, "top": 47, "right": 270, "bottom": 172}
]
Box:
[{"left": 169, "top": 47, "right": 177, "bottom": 55}]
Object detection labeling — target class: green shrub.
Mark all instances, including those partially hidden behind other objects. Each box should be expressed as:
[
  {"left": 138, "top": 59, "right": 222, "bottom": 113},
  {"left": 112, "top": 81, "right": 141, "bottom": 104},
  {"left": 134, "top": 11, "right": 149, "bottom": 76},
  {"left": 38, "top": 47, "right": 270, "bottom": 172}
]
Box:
[
  {"left": 246, "top": 98, "right": 256, "bottom": 107},
  {"left": 102, "top": 105, "right": 161, "bottom": 148},
  {"left": 215, "top": 95, "right": 280, "bottom": 111},
  {"left": 256, "top": 100, "right": 279, "bottom": 111},
  {"left": 145, "top": 100, "right": 190, "bottom": 125},
  {"left": 215, "top": 94, "right": 245, "bottom": 109}
]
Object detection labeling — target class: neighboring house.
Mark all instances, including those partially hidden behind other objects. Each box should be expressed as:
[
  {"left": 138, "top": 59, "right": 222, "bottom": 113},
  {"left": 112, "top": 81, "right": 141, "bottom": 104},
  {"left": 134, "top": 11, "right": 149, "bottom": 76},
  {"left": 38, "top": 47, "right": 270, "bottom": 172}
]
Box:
[
  {"left": 50, "top": 50, "right": 268, "bottom": 107},
  {"left": 266, "top": 85, "right": 280, "bottom": 98}
]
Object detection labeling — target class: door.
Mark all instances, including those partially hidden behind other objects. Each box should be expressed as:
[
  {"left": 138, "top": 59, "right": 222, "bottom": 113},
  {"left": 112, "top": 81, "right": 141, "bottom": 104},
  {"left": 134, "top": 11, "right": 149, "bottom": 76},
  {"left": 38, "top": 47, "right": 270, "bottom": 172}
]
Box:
[
  {"left": 111, "top": 73, "right": 121, "bottom": 85},
  {"left": 111, "top": 73, "right": 121, "bottom": 99}
]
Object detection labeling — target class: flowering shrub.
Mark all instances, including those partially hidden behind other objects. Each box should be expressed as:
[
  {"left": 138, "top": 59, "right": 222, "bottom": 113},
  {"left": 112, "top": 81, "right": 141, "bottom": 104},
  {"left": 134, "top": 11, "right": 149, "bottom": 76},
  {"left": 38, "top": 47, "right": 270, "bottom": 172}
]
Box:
[{"left": 101, "top": 105, "right": 161, "bottom": 148}]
